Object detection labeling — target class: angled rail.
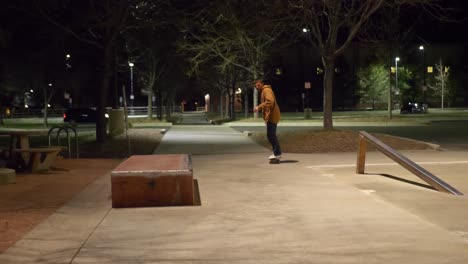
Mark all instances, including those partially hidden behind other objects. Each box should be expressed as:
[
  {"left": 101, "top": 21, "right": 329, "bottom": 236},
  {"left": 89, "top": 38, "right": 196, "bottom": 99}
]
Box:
[{"left": 356, "top": 131, "right": 463, "bottom": 195}]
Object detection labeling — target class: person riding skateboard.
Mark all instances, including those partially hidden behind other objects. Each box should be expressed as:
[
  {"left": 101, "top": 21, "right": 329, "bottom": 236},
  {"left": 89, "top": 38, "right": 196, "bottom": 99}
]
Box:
[{"left": 253, "top": 79, "right": 282, "bottom": 162}]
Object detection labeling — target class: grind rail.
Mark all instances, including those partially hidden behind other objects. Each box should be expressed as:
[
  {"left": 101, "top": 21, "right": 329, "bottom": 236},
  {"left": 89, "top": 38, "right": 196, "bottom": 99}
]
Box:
[{"left": 356, "top": 131, "right": 463, "bottom": 195}]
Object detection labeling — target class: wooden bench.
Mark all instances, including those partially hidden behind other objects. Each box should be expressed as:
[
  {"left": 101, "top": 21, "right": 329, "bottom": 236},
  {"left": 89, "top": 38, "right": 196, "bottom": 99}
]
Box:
[
  {"left": 11, "top": 147, "right": 61, "bottom": 172},
  {"left": 111, "top": 154, "right": 194, "bottom": 208}
]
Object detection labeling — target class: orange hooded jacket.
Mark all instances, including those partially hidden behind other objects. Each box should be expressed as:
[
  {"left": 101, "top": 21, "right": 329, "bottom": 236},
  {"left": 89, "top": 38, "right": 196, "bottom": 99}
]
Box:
[{"left": 257, "top": 85, "right": 280, "bottom": 123}]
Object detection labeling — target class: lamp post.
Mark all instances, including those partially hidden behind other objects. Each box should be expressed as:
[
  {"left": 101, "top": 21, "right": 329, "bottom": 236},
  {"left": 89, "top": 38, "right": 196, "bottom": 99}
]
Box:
[
  {"left": 395, "top": 56, "right": 400, "bottom": 99},
  {"left": 65, "top": 54, "right": 72, "bottom": 107},
  {"left": 128, "top": 62, "right": 134, "bottom": 114},
  {"left": 419, "top": 45, "right": 427, "bottom": 105},
  {"left": 390, "top": 57, "right": 399, "bottom": 119}
]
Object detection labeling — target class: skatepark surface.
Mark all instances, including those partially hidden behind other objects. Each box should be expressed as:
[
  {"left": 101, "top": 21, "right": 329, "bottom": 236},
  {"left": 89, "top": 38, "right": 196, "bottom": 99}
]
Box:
[{"left": 2, "top": 114, "right": 468, "bottom": 263}]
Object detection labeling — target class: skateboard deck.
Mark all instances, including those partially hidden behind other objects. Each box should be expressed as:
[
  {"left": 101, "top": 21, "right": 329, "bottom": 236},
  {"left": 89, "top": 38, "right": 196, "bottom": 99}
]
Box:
[{"left": 269, "top": 158, "right": 280, "bottom": 164}]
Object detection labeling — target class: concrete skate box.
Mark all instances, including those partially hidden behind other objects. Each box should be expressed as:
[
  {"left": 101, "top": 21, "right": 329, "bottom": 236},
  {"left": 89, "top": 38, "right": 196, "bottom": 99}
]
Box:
[{"left": 111, "top": 154, "right": 194, "bottom": 208}]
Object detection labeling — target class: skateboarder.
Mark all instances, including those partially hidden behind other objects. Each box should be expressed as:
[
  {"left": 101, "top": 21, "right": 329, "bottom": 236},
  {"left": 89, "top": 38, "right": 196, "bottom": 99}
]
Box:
[{"left": 253, "top": 79, "right": 282, "bottom": 163}]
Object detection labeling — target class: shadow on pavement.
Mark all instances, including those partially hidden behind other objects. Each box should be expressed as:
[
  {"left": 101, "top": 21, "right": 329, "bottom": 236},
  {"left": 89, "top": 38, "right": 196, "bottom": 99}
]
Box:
[{"left": 368, "top": 173, "right": 436, "bottom": 191}]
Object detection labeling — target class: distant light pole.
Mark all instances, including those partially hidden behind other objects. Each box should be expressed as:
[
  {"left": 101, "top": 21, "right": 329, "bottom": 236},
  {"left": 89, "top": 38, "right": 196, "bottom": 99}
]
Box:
[
  {"left": 419, "top": 45, "right": 427, "bottom": 105},
  {"left": 389, "top": 57, "right": 399, "bottom": 119},
  {"left": 395, "top": 56, "right": 400, "bottom": 98},
  {"left": 65, "top": 53, "right": 72, "bottom": 107},
  {"left": 128, "top": 62, "right": 134, "bottom": 114}
]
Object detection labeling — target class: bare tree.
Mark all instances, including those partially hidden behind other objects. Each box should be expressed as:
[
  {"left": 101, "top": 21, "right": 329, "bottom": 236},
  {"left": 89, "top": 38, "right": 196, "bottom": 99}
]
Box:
[
  {"left": 35, "top": 0, "right": 132, "bottom": 141},
  {"left": 430, "top": 58, "right": 450, "bottom": 109},
  {"left": 125, "top": 1, "right": 172, "bottom": 119},
  {"left": 285, "top": 0, "right": 444, "bottom": 129},
  {"left": 131, "top": 48, "right": 168, "bottom": 119},
  {"left": 36, "top": 1, "right": 170, "bottom": 141},
  {"left": 178, "top": 0, "right": 282, "bottom": 118}
]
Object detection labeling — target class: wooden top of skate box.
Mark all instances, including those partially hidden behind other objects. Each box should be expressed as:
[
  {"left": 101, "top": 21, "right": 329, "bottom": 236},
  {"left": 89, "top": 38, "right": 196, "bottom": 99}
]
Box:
[{"left": 111, "top": 154, "right": 192, "bottom": 178}]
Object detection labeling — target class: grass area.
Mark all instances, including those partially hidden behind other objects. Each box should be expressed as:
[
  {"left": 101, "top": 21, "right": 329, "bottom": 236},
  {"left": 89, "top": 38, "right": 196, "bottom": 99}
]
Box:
[
  {"left": 249, "top": 129, "right": 436, "bottom": 153},
  {"left": 0, "top": 128, "right": 161, "bottom": 159},
  {"left": 0, "top": 116, "right": 163, "bottom": 158},
  {"left": 128, "top": 113, "right": 183, "bottom": 125},
  {"left": 216, "top": 108, "right": 468, "bottom": 124},
  {"left": 205, "top": 112, "right": 232, "bottom": 124}
]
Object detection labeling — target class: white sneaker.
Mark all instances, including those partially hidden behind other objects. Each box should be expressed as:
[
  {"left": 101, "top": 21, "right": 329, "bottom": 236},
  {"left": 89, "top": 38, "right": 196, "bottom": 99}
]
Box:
[{"left": 268, "top": 154, "right": 281, "bottom": 160}]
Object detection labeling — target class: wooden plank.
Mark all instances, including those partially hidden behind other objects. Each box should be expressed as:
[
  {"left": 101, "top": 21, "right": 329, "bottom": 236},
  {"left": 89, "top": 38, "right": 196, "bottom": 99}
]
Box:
[
  {"left": 357, "top": 131, "right": 463, "bottom": 195},
  {"left": 10, "top": 148, "right": 61, "bottom": 172},
  {"left": 356, "top": 134, "right": 367, "bottom": 174},
  {"left": 12, "top": 147, "right": 62, "bottom": 153}
]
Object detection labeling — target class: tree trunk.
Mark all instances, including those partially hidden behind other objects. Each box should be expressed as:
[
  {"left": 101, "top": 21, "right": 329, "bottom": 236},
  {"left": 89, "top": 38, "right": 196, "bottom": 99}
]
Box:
[
  {"left": 147, "top": 88, "right": 153, "bottom": 118},
  {"left": 227, "top": 92, "right": 232, "bottom": 118},
  {"left": 441, "top": 77, "right": 445, "bottom": 110},
  {"left": 157, "top": 89, "right": 163, "bottom": 120},
  {"left": 163, "top": 93, "right": 171, "bottom": 119},
  {"left": 231, "top": 83, "right": 236, "bottom": 120},
  {"left": 253, "top": 72, "right": 258, "bottom": 119},
  {"left": 43, "top": 89, "right": 48, "bottom": 127},
  {"left": 244, "top": 86, "right": 248, "bottom": 118},
  {"left": 322, "top": 56, "right": 335, "bottom": 130},
  {"left": 96, "top": 45, "right": 113, "bottom": 142},
  {"left": 219, "top": 90, "right": 224, "bottom": 118},
  {"left": 225, "top": 94, "right": 229, "bottom": 118},
  {"left": 114, "top": 47, "right": 119, "bottom": 108}
]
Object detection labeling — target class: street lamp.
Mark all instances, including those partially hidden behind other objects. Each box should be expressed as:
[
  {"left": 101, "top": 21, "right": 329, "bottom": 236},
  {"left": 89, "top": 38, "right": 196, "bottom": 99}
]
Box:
[
  {"left": 395, "top": 56, "right": 400, "bottom": 94},
  {"left": 128, "top": 62, "right": 135, "bottom": 114},
  {"left": 65, "top": 54, "right": 72, "bottom": 69},
  {"left": 65, "top": 54, "right": 72, "bottom": 107},
  {"left": 395, "top": 57, "right": 400, "bottom": 109},
  {"left": 389, "top": 57, "right": 400, "bottom": 119},
  {"left": 419, "top": 45, "right": 427, "bottom": 104}
]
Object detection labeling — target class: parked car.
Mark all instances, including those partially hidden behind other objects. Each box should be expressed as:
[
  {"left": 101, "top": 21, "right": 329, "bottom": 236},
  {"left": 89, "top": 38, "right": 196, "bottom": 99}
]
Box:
[
  {"left": 63, "top": 108, "right": 104, "bottom": 123},
  {"left": 400, "top": 102, "right": 428, "bottom": 114}
]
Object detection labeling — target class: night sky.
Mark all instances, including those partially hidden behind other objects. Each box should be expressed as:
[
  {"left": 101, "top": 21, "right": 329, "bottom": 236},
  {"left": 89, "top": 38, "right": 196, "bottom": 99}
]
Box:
[{"left": 1, "top": 1, "right": 468, "bottom": 110}]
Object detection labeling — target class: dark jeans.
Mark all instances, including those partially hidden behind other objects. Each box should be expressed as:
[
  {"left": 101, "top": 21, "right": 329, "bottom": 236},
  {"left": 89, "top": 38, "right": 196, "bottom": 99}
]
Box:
[{"left": 266, "top": 122, "right": 281, "bottom": 156}]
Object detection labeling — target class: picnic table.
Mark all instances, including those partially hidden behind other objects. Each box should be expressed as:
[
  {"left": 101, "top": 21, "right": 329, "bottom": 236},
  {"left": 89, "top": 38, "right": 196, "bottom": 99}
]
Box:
[
  {"left": 0, "top": 128, "right": 61, "bottom": 172},
  {"left": 0, "top": 128, "right": 49, "bottom": 151}
]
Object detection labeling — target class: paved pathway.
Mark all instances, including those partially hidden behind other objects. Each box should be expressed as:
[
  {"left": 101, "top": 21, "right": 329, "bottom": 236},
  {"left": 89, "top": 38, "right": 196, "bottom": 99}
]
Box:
[
  {"left": 154, "top": 125, "right": 268, "bottom": 155},
  {"left": 155, "top": 112, "right": 269, "bottom": 155},
  {"left": 2, "top": 112, "right": 468, "bottom": 263}
]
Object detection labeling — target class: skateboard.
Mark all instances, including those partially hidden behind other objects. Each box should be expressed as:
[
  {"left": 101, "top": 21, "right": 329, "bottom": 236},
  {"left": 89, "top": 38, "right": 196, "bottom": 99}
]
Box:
[{"left": 269, "top": 158, "right": 280, "bottom": 164}]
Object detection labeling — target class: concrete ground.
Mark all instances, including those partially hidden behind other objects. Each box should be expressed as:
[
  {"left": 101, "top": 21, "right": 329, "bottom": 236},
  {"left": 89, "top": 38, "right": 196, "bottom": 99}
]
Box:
[{"left": 1, "top": 113, "right": 468, "bottom": 263}]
